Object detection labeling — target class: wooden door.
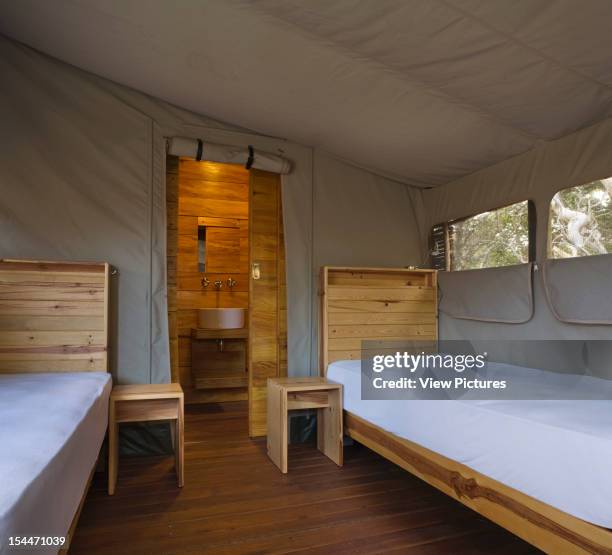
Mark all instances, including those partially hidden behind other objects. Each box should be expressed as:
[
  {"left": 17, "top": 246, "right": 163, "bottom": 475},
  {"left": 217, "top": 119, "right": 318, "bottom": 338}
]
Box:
[{"left": 248, "top": 170, "right": 287, "bottom": 437}]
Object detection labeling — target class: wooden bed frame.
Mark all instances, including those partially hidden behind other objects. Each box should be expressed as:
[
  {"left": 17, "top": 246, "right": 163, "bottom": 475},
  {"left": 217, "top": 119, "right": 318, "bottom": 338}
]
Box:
[
  {"left": 0, "top": 259, "right": 110, "bottom": 553},
  {"left": 320, "top": 266, "right": 612, "bottom": 554}
]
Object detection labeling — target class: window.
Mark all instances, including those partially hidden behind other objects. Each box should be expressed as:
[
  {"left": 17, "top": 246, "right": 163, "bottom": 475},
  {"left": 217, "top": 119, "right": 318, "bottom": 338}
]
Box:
[
  {"left": 430, "top": 223, "right": 449, "bottom": 270},
  {"left": 549, "top": 178, "right": 612, "bottom": 259},
  {"left": 431, "top": 200, "right": 534, "bottom": 271}
]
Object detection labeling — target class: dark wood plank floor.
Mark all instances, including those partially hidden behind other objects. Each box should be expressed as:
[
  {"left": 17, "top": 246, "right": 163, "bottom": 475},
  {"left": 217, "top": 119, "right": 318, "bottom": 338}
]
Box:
[{"left": 71, "top": 402, "right": 540, "bottom": 554}]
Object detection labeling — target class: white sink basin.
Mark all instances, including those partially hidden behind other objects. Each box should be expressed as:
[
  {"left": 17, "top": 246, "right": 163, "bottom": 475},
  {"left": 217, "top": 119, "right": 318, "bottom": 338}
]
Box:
[{"left": 197, "top": 308, "right": 245, "bottom": 330}]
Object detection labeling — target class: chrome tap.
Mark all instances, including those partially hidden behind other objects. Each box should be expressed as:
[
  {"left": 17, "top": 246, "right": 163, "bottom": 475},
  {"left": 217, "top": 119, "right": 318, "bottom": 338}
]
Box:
[
  {"left": 227, "top": 277, "right": 237, "bottom": 289},
  {"left": 213, "top": 280, "right": 223, "bottom": 290}
]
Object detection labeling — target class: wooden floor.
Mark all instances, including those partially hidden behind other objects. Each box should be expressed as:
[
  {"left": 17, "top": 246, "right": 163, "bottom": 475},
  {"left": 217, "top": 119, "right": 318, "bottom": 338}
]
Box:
[{"left": 71, "top": 402, "right": 540, "bottom": 554}]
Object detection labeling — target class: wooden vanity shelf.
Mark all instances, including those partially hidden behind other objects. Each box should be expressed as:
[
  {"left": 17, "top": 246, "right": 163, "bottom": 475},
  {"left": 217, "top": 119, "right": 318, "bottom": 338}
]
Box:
[
  {"left": 194, "top": 373, "right": 248, "bottom": 390},
  {"left": 191, "top": 328, "right": 249, "bottom": 340},
  {"left": 191, "top": 328, "right": 249, "bottom": 390}
]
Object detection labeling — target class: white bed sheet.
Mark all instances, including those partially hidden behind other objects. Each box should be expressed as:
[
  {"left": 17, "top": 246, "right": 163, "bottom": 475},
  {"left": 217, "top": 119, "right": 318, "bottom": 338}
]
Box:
[
  {"left": 0, "top": 372, "right": 111, "bottom": 554},
  {"left": 328, "top": 359, "right": 612, "bottom": 528}
]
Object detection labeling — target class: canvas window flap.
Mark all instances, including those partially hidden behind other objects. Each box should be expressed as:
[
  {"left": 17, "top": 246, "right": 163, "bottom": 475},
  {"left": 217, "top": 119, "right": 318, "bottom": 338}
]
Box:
[
  {"left": 543, "top": 255, "right": 612, "bottom": 325},
  {"left": 439, "top": 263, "right": 533, "bottom": 323}
]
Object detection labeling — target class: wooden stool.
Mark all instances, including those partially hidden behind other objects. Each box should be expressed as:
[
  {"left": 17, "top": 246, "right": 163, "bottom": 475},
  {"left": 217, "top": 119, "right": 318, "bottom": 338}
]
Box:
[
  {"left": 108, "top": 383, "right": 184, "bottom": 495},
  {"left": 267, "top": 377, "right": 343, "bottom": 473}
]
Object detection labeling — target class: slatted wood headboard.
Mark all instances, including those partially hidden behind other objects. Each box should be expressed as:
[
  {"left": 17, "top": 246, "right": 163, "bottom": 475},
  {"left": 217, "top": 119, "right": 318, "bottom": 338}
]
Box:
[
  {"left": 0, "top": 259, "right": 110, "bottom": 373},
  {"left": 320, "top": 266, "right": 438, "bottom": 375}
]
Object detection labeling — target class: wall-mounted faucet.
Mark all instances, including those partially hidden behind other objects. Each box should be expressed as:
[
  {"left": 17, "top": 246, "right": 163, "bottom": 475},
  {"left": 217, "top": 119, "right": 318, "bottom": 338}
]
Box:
[{"left": 201, "top": 276, "right": 237, "bottom": 290}]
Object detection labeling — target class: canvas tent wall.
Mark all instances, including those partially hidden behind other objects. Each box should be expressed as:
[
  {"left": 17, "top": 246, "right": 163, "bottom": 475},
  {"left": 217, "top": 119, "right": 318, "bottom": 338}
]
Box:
[
  {"left": 4, "top": 1, "right": 612, "bottom": 190},
  {"left": 3, "top": 2, "right": 612, "bottom": 384},
  {"left": 3, "top": 1, "right": 612, "bottom": 387},
  {"left": 420, "top": 117, "right": 612, "bottom": 377},
  {"left": 0, "top": 34, "right": 422, "bottom": 384}
]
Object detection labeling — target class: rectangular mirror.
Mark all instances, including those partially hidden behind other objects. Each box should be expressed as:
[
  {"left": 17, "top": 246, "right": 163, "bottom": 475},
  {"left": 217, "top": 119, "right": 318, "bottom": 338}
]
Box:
[{"left": 198, "top": 225, "right": 206, "bottom": 272}]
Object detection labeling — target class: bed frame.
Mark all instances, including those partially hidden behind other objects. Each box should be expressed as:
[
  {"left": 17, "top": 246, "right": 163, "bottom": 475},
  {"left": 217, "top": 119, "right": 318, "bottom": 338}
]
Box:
[
  {"left": 0, "top": 259, "right": 110, "bottom": 553},
  {"left": 320, "top": 266, "right": 612, "bottom": 554}
]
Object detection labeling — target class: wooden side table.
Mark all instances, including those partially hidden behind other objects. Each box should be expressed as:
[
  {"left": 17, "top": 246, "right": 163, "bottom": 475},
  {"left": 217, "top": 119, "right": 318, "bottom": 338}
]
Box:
[
  {"left": 108, "top": 383, "right": 184, "bottom": 495},
  {"left": 267, "top": 377, "right": 343, "bottom": 473}
]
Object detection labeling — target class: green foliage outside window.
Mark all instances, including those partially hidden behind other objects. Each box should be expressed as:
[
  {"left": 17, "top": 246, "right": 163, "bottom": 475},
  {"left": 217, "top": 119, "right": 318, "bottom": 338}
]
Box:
[
  {"left": 450, "top": 201, "right": 529, "bottom": 271},
  {"left": 549, "top": 178, "right": 612, "bottom": 259}
]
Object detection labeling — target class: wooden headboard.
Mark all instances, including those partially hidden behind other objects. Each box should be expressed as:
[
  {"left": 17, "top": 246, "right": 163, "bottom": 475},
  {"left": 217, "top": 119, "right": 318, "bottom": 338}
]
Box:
[
  {"left": 0, "top": 259, "right": 110, "bottom": 373},
  {"left": 320, "top": 266, "right": 438, "bottom": 376}
]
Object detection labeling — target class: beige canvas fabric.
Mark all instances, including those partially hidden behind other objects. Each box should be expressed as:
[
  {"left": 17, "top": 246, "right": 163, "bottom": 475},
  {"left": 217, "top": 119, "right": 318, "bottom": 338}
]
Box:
[
  {"left": 3, "top": 1, "right": 612, "bottom": 377},
  {"left": 422, "top": 117, "right": 612, "bottom": 376},
  {"left": 0, "top": 35, "right": 314, "bottom": 381},
  {"left": 2, "top": 1, "right": 612, "bottom": 188},
  {"left": 309, "top": 151, "right": 424, "bottom": 367},
  {"left": 167, "top": 137, "right": 292, "bottom": 175},
  {"left": 0, "top": 35, "right": 423, "bottom": 380},
  {"left": 438, "top": 264, "right": 534, "bottom": 324},
  {"left": 543, "top": 255, "right": 612, "bottom": 325}
]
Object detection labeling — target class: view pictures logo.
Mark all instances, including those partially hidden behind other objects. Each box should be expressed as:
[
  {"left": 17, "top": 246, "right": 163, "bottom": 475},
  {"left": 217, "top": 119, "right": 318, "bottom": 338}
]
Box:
[{"left": 372, "top": 352, "right": 487, "bottom": 373}]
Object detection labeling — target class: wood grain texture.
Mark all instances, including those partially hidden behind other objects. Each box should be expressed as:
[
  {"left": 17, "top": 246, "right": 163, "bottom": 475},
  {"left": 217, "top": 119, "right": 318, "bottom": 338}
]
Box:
[
  {"left": 319, "top": 268, "right": 612, "bottom": 552},
  {"left": 167, "top": 159, "right": 287, "bottom": 406},
  {"left": 192, "top": 336, "right": 247, "bottom": 390},
  {"left": 267, "top": 377, "right": 342, "bottom": 473},
  {"left": 267, "top": 377, "right": 343, "bottom": 473},
  {"left": 320, "top": 267, "right": 438, "bottom": 375},
  {"left": 0, "top": 258, "right": 109, "bottom": 549},
  {"left": 70, "top": 402, "right": 539, "bottom": 555},
  {"left": 191, "top": 328, "right": 248, "bottom": 340},
  {"left": 249, "top": 170, "right": 283, "bottom": 436},
  {"left": 0, "top": 259, "right": 109, "bottom": 374},
  {"left": 345, "top": 411, "right": 612, "bottom": 555},
  {"left": 108, "top": 383, "right": 184, "bottom": 495},
  {"left": 59, "top": 462, "right": 98, "bottom": 555},
  {"left": 177, "top": 159, "right": 250, "bottom": 401}
]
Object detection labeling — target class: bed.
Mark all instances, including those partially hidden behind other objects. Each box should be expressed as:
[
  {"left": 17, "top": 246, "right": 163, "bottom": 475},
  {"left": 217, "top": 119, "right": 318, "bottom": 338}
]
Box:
[
  {"left": 0, "top": 373, "right": 111, "bottom": 554},
  {"left": 329, "top": 359, "right": 612, "bottom": 528},
  {"left": 0, "top": 260, "right": 111, "bottom": 554},
  {"left": 320, "top": 266, "right": 612, "bottom": 555}
]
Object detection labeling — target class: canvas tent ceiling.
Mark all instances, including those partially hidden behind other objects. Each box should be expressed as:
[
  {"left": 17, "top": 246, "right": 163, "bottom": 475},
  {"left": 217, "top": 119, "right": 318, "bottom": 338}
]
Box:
[{"left": 2, "top": 1, "right": 612, "bottom": 187}]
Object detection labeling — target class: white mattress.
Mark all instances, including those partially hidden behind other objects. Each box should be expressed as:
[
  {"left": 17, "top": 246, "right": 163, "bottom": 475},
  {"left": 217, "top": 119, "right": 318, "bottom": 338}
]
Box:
[
  {"left": 329, "top": 359, "right": 612, "bottom": 528},
  {"left": 0, "top": 372, "right": 111, "bottom": 554}
]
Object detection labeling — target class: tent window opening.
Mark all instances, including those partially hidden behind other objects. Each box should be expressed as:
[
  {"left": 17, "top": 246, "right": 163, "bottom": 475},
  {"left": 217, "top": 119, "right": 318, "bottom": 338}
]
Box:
[
  {"left": 549, "top": 178, "right": 612, "bottom": 259},
  {"left": 431, "top": 200, "right": 535, "bottom": 271}
]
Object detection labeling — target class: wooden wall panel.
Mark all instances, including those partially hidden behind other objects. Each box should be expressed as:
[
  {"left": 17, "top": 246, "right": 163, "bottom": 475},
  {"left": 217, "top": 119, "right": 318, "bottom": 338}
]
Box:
[
  {"left": 320, "top": 267, "right": 438, "bottom": 375},
  {"left": 177, "top": 159, "right": 250, "bottom": 404},
  {"left": 248, "top": 170, "right": 284, "bottom": 436},
  {"left": 166, "top": 159, "right": 287, "bottom": 407},
  {"left": 206, "top": 227, "right": 243, "bottom": 274},
  {"left": 0, "top": 259, "right": 109, "bottom": 374}
]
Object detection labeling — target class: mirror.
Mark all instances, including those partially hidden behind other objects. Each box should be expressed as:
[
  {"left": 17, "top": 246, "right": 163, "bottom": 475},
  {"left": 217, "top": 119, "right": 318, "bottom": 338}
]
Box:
[{"left": 198, "top": 225, "right": 207, "bottom": 272}]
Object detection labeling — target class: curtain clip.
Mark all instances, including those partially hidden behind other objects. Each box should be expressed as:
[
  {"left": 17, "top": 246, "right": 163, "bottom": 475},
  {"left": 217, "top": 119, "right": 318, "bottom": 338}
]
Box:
[{"left": 245, "top": 145, "right": 255, "bottom": 170}]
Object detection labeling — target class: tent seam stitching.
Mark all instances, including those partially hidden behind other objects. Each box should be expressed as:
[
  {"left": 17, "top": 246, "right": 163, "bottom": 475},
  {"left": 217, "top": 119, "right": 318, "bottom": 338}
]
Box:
[
  {"left": 233, "top": 2, "right": 542, "bottom": 143},
  {"left": 440, "top": 0, "right": 612, "bottom": 97}
]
